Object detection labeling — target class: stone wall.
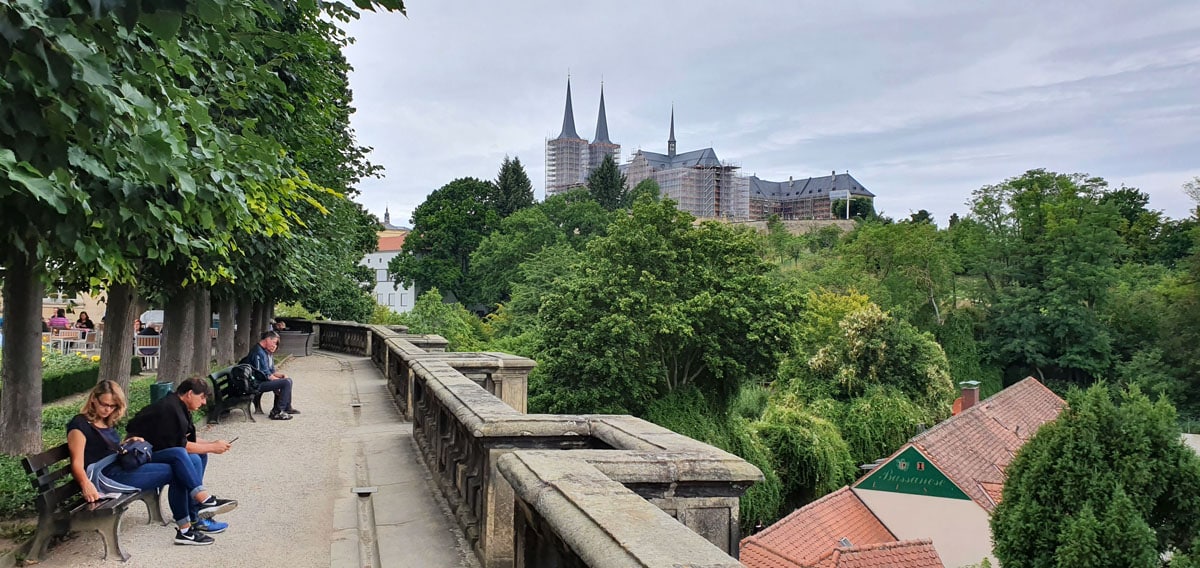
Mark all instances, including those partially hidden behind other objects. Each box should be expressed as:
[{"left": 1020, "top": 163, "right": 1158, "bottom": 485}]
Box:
[{"left": 316, "top": 322, "right": 755, "bottom": 568}]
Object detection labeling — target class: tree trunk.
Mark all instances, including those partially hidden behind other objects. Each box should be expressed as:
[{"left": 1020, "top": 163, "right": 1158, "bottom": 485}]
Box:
[
  {"left": 190, "top": 287, "right": 211, "bottom": 377},
  {"left": 0, "top": 254, "right": 45, "bottom": 454},
  {"left": 251, "top": 301, "right": 268, "bottom": 341},
  {"left": 158, "top": 288, "right": 197, "bottom": 385},
  {"left": 234, "top": 297, "right": 253, "bottom": 361},
  {"left": 99, "top": 282, "right": 137, "bottom": 392},
  {"left": 215, "top": 294, "right": 237, "bottom": 367}
]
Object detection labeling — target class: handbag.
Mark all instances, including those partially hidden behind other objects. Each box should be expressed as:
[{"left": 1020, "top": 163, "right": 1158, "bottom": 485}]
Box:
[
  {"left": 89, "top": 422, "right": 153, "bottom": 470},
  {"left": 116, "top": 440, "right": 153, "bottom": 470}
]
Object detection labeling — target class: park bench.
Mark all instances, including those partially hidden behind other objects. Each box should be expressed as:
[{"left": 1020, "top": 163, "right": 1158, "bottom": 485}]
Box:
[
  {"left": 21, "top": 444, "right": 165, "bottom": 562},
  {"left": 206, "top": 365, "right": 257, "bottom": 424}
]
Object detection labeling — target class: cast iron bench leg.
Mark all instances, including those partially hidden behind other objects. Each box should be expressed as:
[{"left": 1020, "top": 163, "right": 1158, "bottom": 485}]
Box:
[
  {"left": 26, "top": 515, "right": 56, "bottom": 562},
  {"left": 138, "top": 490, "right": 167, "bottom": 525},
  {"left": 76, "top": 513, "right": 130, "bottom": 562}
]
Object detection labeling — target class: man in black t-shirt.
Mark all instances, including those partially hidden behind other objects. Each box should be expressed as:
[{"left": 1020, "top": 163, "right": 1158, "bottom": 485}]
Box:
[{"left": 127, "top": 378, "right": 235, "bottom": 533}]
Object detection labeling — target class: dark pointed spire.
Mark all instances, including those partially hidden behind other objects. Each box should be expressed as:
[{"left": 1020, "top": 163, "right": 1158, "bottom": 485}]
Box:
[
  {"left": 384, "top": 207, "right": 390, "bottom": 225},
  {"left": 593, "top": 83, "right": 611, "bottom": 144},
  {"left": 667, "top": 105, "right": 677, "bottom": 157},
  {"left": 557, "top": 77, "right": 580, "bottom": 140}
]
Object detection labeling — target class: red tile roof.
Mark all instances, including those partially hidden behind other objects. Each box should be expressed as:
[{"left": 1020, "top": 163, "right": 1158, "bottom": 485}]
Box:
[
  {"left": 377, "top": 233, "right": 406, "bottom": 252},
  {"left": 815, "top": 539, "right": 945, "bottom": 568},
  {"left": 740, "top": 487, "right": 895, "bottom": 568},
  {"left": 898, "top": 377, "right": 1064, "bottom": 511}
]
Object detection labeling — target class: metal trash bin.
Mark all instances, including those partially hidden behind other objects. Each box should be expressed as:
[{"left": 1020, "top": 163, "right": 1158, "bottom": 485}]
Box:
[{"left": 150, "top": 381, "right": 173, "bottom": 404}]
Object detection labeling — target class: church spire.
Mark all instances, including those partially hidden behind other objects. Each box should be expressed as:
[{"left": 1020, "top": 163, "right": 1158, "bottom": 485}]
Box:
[
  {"left": 557, "top": 77, "right": 580, "bottom": 140},
  {"left": 383, "top": 207, "right": 390, "bottom": 226},
  {"left": 593, "top": 83, "right": 611, "bottom": 144},
  {"left": 667, "top": 105, "right": 676, "bottom": 157}
]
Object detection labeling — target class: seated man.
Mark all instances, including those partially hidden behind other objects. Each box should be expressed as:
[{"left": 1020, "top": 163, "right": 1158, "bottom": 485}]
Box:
[
  {"left": 126, "top": 378, "right": 235, "bottom": 534},
  {"left": 240, "top": 330, "right": 299, "bottom": 420}
]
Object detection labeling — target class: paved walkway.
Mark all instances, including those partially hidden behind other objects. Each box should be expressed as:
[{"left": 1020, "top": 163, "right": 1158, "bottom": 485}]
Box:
[{"left": 33, "top": 352, "right": 475, "bottom": 568}]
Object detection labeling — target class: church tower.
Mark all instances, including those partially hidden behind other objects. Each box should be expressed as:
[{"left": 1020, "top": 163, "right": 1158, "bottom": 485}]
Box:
[
  {"left": 668, "top": 106, "right": 677, "bottom": 158},
  {"left": 587, "top": 83, "right": 620, "bottom": 172},
  {"left": 545, "top": 78, "right": 589, "bottom": 196}
]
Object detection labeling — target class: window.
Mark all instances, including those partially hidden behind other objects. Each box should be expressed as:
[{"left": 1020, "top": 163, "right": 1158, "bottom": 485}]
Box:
[
  {"left": 376, "top": 269, "right": 388, "bottom": 282},
  {"left": 376, "top": 294, "right": 384, "bottom": 304},
  {"left": 399, "top": 293, "right": 408, "bottom": 307},
  {"left": 388, "top": 293, "right": 396, "bottom": 307}
]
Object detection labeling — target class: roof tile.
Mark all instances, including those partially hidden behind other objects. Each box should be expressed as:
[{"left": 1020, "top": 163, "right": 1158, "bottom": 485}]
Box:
[{"left": 740, "top": 487, "right": 895, "bottom": 568}]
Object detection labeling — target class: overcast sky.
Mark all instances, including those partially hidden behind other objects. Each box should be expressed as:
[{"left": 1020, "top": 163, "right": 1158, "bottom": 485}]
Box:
[{"left": 342, "top": 1, "right": 1200, "bottom": 228}]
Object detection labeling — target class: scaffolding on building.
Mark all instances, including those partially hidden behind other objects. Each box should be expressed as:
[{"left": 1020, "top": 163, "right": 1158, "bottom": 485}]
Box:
[{"left": 546, "top": 136, "right": 589, "bottom": 196}]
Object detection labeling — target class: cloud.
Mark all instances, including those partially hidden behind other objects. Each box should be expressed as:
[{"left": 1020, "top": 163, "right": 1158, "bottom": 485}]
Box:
[{"left": 341, "top": 1, "right": 1200, "bottom": 226}]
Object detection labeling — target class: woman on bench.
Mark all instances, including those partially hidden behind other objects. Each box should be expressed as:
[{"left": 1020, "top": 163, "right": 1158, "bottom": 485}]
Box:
[{"left": 67, "top": 380, "right": 239, "bottom": 546}]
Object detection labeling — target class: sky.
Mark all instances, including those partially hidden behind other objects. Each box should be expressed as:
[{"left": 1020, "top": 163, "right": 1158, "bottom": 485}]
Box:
[{"left": 341, "top": 1, "right": 1200, "bottom": 228}]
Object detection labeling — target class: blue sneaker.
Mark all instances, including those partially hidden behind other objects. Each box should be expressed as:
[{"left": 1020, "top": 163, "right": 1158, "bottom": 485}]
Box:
[{"left": 194, "top": 518, "right": 228, "bottom": 534}]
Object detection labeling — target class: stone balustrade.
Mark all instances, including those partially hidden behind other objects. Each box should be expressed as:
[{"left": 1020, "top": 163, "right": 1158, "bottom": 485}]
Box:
[{"left": 315, "top": 321, "right": 756, "bottom": 568}]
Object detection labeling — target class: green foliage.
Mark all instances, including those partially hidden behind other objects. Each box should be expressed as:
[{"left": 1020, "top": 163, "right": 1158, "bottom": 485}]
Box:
[
  {"left": 534, "top": 197, "right": 800, "bottom": 415},
  {"left": 752, "top": 397, "right": 856, "bottom": 508},
  {"left": 806, "top": 304, "right": 955, "bottom": 413},
  {"left": 991, "top": 385, "right": 1200, "bottom": 567},
  {"left": 368, "top": 303, "right": 408, "bottom": 326},
  {"left": 274, "top": 301, "right": 322, "bottom": 320},
  {"left": 389, "top": 178, "right": 499, "bottom": 304},
  {"left": 398, "top": 289, "right": 487, "bottom": 351},
  {"left": 730, "top": 383, "right": 770, "bottom": 421},
  {"left": 821, "top": 387, "right": 934, "bottom": 466},
  {"left": 492, "top": 156, "right": 535, "bottom": 218},
  {"left": 585, "top": 154, "right": 629, "bottom": 211},
  {"left": 642, "top": 387, "right": 783, "bottom": 533},
  {"left": 630, "top": 178, "right": 661, "bottom": 202},
  {"left": 959, "top": 170, "right": 1124, "bottom": 385},
  {"left": 470, "top": 191, "right": 611, "bottom": 309}
]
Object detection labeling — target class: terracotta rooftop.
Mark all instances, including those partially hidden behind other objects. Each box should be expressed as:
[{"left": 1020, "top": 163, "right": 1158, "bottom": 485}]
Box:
[
  {"left": 902, "top": 377, "right": 1064, "bottom": 511},
  {"left": 740, "top": 487, "right": 895, "bottom": 568},
  {"left": 814, "top": 539, "right": 945, "bottom": 568},
  {"left": 377, "top": 232, "right": 406, "bottom": 252}
]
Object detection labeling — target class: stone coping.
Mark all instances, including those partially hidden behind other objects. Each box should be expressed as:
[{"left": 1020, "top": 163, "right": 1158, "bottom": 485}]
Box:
[
  {"left": 498, "top": 451, "right": 747, "bottom": 568},
  {"left": 408, "top": 358, "right": 762, "bottom": 483}
]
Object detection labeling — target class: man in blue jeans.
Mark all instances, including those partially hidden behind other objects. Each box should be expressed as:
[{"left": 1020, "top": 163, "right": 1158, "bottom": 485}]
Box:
[
  {"left": 126, "top": 378, "right": 237, "bottom": 540},
  {"left": 241, "top": 330, "right": 299, "bottom": 420}
]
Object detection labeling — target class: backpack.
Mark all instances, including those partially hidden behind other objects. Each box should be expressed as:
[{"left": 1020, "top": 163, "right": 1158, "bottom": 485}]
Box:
[{"left": 227, "top": 364, "right": 259, "bottom": 397}]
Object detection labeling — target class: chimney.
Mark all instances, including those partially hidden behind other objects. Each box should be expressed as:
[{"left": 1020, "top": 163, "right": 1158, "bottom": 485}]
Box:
[
  {"left": 960, "top": 381, "right": 981, "bottom": 411},
  {"left": 788, "top": 175, "right": 793, "bottom": 187}
]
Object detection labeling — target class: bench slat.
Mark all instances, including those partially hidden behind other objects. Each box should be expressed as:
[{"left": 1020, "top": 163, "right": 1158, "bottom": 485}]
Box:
[{"left": 22, "top": 444, "right": 70, "bottom": 475}]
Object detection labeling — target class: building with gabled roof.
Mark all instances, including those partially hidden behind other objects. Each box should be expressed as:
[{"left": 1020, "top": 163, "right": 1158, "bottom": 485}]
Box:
[
  {"left": 743, "top": 378, "right": 1065, "bottom": 568},
  {"left": 360, "top": 218, "right": 415, "bottom": 314},
  {"left": 623, "top": 107, "right": 749, "bottom": 219},
  {"left": 748, "top": 173, "right": 874, "bottom": 221}
]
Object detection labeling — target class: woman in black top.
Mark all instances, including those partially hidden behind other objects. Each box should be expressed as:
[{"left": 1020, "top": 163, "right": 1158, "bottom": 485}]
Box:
[
  {"left": 73, "top": 311, "right": 95, "bottom": 340},
  {"left": 67, "top": 381, "right": 238, "bottom": 546}
]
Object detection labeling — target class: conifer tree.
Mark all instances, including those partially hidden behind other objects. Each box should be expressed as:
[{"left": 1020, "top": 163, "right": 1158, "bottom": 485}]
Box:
[
  {"left": 493, "top": 156, "right": 534, "bottom": 218},
  {"left": 586, "top": 154, "right": 628, "bottom": 211}
]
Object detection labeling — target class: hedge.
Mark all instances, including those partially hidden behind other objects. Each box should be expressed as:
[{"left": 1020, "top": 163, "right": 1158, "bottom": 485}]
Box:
[{"left": 0, "top": 357, "right": 143, "bottom": 404}]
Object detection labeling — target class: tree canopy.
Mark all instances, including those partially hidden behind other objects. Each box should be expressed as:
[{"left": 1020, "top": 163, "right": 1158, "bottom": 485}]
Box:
[{"left": 991, "top": 385, "right": 1200, "bottom": 567}]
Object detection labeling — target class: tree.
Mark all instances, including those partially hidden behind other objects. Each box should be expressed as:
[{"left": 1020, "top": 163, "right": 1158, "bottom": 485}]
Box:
[
  {"left": 957, "top": 170, "right": 1124, "bottom": 385},
  {"left": 630, "top": 178, "right": 661, "bottom": 202},
  {"left": 492, "top": 156, "right": 534, "bottom": 218},
  {"left": 470, "top": 191, "right": 611, "bottom": 308},
  {"left": 389, "top": 177, "right": 499, "bottom": 305},
  {"left": 586, "top": 154, "right": 629, "bottom": 211},
  {"left": 991, "top": 385, "right": 1200, "bottom": 567},
  {"left": 532, "top": 196, "right": 801, "bottom": 415}
]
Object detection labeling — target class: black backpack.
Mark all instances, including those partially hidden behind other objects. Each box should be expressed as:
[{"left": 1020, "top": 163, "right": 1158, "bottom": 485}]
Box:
[{"left": 227, "top": 364, "right": 259, "bottom": 397}]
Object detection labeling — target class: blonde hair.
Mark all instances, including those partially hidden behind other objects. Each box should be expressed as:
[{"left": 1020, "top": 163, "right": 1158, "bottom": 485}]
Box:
[{"left": 81, "top": 380, "right": 127, "bottom": 427}]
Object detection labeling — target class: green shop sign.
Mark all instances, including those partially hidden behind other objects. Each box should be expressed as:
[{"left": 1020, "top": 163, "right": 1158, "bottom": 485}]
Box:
[{"left": 856, "top": 446, "right": 970, "bottom": 500}]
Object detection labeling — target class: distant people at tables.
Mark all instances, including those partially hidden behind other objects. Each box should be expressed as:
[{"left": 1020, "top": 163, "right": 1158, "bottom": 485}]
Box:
[
  {"left": 66, "top": 381, "right": 239, "bottom": 546},
  {"left": 241, "top": 330, "right": 299, "bottom": 420},
  {"left": 48, "top": 308, "right": 70, "bottom": 329},
  {"left": 127, "top": 378, "right": 234, "bottom": 535},
  {"left": 272, "top": 319, "right": 287, "bottom": 332},
  {"left": 41, "top": 317, "right": 50, "bottom": 333},
  {"left": 74, "top": 311, "right": 95, "bottom": 339}
]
